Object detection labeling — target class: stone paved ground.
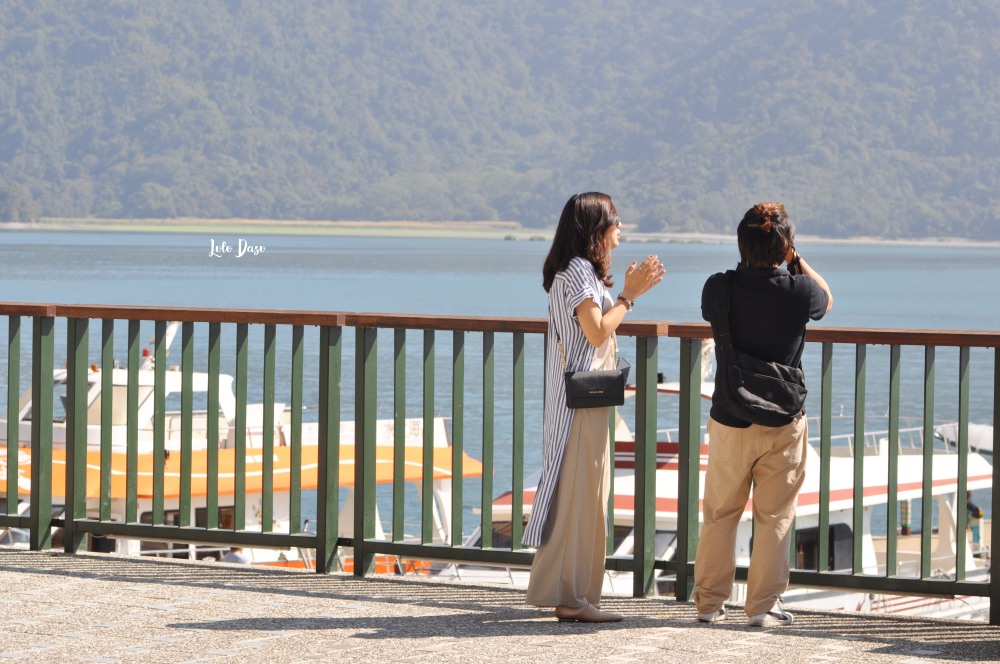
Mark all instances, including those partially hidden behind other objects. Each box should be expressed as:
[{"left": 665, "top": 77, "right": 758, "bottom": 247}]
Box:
[{"left": 1, "top": 548, "right": 998, "bottom": 663}]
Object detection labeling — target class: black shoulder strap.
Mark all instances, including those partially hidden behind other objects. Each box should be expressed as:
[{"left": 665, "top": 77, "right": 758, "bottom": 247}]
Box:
[{"left": 713, "top": 271, "right": 735, "bottom": 350}]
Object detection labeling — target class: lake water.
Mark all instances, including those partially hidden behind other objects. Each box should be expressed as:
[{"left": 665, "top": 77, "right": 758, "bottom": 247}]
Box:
[
  {"left": 3, "top": 230, "right": 999, "bottom": 329},
  {"left": 1, "top": 229, "right": 996, "bottom": 531},
  {"left": 4, "top": 229, "right": 996, "bottom": 425}
]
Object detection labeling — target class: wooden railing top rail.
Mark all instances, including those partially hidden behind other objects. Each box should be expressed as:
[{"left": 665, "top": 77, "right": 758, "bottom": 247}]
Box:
[
  {"left": 346, "top": 313, "right": 671, "bottom": 336},
  {"left": 669, "top": 322, "right": 1000, "bottom": 348},
  {"left": 0, "top": 303, "right": 348, "bottom": 327},
  {"left": 0, "top": 302, "right": 58, "bottom": 317},
  {"left": 0, "top": 304, "right": 672, "bottom": 336},
  {"left": 346, "top": 312, "right": 549, "bottom": 333},
  {"left": 1, "top": 303, "right": 998, "bottom": 346}
]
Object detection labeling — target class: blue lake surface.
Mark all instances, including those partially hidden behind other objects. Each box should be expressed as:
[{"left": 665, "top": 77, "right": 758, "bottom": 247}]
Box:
[
  {"left": 4, "top": 229, "right": 997, "bottom": 422},
  {"left": 1, "top": 229, "right": 996, "bottom": 531},
  {"left": 3, "top": 229, "right": 999, "bottom": 329}
]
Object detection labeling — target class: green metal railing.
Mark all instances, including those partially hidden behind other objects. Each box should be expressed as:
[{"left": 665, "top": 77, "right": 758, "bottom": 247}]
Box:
[
  {"left": 0, "top": 304, "right": 996, "bottom": 625},
  {"left": 1, "top": 305, "right": 349, "bottom": 570},
  {"left": 670, "top": 323, "right": 999, "bottom": 625}
]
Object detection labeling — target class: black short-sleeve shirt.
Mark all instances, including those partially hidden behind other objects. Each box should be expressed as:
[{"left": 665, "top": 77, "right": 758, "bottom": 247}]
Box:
[{"left": 702, "top": 263, "right": 829, "bottom": 427}]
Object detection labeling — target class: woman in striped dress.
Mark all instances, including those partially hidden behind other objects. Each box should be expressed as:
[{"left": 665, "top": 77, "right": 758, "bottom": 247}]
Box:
[{"left": 524, "top": 192, "right": 665, "bottom": 623}]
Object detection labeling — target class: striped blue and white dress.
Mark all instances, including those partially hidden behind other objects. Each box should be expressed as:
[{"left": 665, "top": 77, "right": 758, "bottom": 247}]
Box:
[{"left": 523, "top": 256, "right": 613, "bottom": 548}]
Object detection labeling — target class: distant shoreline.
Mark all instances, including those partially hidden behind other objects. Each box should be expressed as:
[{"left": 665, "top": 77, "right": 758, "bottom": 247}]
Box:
[{"left": 3, "top": 217, "right": 999, "bottom": 248}]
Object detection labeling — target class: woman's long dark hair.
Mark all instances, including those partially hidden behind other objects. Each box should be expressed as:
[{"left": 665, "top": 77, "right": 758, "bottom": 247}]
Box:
[{"left": 542, "top": 192, "right": 618, "bottom": 292}]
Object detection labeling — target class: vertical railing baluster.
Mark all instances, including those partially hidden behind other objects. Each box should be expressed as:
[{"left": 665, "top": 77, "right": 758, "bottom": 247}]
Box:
[
  {"left": 818, "top": 343, "right": 833, "bottom": 571},
  {"left": 451, "top": 330, "right": 465, "bottom": 547},
  {"left": 261, "top": 323, "right": 276, "bottom": 533},
  {"left": 392, "top": 329, "right": 406, "bottom": 541},
  {"left": 920, "top": 346, "right": 935, "bottom": 579},
  {"left": 955, "top": 346, "right": 970, "bottom": 580},
  {"left": 179, "top": 322, "right": 194, "bottom": 528},
  {"left": 990, "top": 348, "right": 999, "bottom": 626},
  {"left": 607, "top": 408, "right": 615, "bottom": 557},
  {"left": 481, "top": 331, "right": 494, "bottom": 549},
  {"left": 290, "top": 325, "right": 304, "bottom": 533},
  {"left": 206, "top": 322, "right": 221, "bottom": 530},
  {"left": 234, "top": 322, "right": 248, "bottom": 530},
  {"left": 634, "top": 334, "right": 661, "bottom": 597},
  {"left": 125, "top": 320, "right": 140, "bottom": 524},
  {"left": 29, "top": 314, "right": 54, "bottom": 550},
  {"left": 152, "top": 320, "right": 166, "bottom": 525},
  {"left": 886, "top": 344, "right": 901, "bottom": 575},
  {"left": 315, "top": 325, "right": 342, "bottom": 574},
  {"left": 511, "top": 331, "right": 524, "bottom": 549},
  {"left": 676, "top": 336, "right": 699, "bottom": 600},
  {"left": 64, "top": 317, "right": 88, "bottom": 553},
  {"left": 422, "top": 329, "right": 435, "bottom": 544},
  {"left": 355, "top": 326, "right": 377, "bottom": 574},
  {"left": 789, "top": 513, "right": 797, "bottom": 569},
  {"left": 100, "top": 320, "right": 114, "bottom": 522},
  {"left": 5, "top": 316, "right": 20, "bottom": 514},
  {"left": 606, "top": 330, "right": 616, "bottom": 557},
  {"left": 853, "top": 344, "right": 866, "bottom": 574}
]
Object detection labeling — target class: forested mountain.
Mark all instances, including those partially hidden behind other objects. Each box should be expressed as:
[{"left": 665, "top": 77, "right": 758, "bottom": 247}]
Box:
[{"left": 1, "top": 1, "right": 998, "bottom": 238}]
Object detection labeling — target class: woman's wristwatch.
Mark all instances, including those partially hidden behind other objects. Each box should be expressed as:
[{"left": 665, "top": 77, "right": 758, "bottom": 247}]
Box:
[
  {"left": 787, "top": 253, "right": 802, "bottom": 275},
  {"left": 616, "top": 293, "right": 634, "bottom": 311}
]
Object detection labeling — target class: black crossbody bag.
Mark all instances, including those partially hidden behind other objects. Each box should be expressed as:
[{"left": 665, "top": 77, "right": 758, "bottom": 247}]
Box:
[
  {"left": 714, "top": 272, "right": 807, "bottom": 426},
  {"left": 558, "top": 333, "right": 631, "bottom": 409}
]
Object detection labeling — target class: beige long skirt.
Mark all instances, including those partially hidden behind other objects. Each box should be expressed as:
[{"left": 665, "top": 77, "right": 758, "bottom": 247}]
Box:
[{"left": 525, "top": 406, "right": 611, "bottom": 609}]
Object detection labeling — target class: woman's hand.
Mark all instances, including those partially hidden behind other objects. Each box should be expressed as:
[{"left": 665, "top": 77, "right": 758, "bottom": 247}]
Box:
[
  {"left": 577, "top": 254, "right": 666, "bottom": 349},
  {"left": 620, "top": 254, "right": 665, "bottom": 301}
]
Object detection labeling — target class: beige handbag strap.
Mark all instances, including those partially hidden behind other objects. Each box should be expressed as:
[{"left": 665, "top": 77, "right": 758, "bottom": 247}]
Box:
[{"left": 557, "top": 333, "right": 617, "bottom": 371}]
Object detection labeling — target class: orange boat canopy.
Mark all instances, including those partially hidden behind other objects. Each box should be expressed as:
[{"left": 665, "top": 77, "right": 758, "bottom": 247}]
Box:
[{"left": 0, "top": 444, "right": 484, "bottom": 500}]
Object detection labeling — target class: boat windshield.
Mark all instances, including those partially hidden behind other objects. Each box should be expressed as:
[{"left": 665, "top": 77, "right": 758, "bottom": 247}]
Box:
[{"left": 37, "top": 380, "right": 156, "bottom": 425}]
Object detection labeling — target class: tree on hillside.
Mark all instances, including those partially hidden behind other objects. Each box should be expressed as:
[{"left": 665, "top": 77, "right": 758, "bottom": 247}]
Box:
[{"left": 0, "top": 182, "right": 41, "bottom": 223}]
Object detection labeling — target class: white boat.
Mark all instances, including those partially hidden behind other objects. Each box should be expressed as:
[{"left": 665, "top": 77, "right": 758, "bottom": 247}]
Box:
[
  {"left": 0, "top": 324, "right": 481, "bottom": 569},
  {"left": 935, "top": 422, "right": 994, "bottom": 457},
  {"left": 428, "top": 376, "right": 995, "bottom": 622}
]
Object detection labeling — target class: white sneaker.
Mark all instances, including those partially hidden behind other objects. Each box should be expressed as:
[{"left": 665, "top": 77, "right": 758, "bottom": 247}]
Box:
[
  {"left": 748, "top": 605, "right": 793, "bottom": 627},
  {"left": 697, "top": 606, "right": 727, "bottom": 623}
]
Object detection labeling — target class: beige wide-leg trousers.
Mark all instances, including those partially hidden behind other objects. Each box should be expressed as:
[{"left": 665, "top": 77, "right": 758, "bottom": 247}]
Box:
[
  {"left": 526, "top": 407, "right": 611, "bottom": 609},
  {"left": 692, "top": 415, "right": 808, "bottom": 617}
]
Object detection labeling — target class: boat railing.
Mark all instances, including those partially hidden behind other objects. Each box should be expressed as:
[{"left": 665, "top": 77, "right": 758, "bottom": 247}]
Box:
[
  {"left": 1, "top": 304, "right": 998, "bottom": 624},
  {"left": 820, "top": 424, "right": 931, "bottom": 457},
  {"left": 891, "top": 555, "right": 993, "bottom": 582},
  {"left": 655, "top": 427, "right": 684, "bottom": 443},
  {"left": 664, "top": 420, "right": 934, "bottom": 455}
]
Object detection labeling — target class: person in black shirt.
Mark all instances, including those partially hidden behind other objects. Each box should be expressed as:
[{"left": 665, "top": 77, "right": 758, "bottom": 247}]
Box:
[{"left": 692, "top": 202, "right": 832, "bottom": 627}]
